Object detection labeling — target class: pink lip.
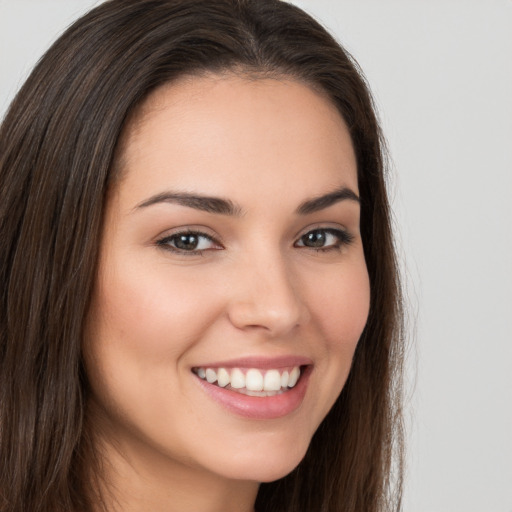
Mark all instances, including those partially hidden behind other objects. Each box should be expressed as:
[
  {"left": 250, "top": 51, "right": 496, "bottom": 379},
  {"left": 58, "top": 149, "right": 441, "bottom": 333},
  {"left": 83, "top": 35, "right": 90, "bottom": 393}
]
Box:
[
  {"left": 194, "top": 364, "right": 313, "bottom": 420},
  {"left": 193, "top": 355, "right": 313, "bottom": 370}
]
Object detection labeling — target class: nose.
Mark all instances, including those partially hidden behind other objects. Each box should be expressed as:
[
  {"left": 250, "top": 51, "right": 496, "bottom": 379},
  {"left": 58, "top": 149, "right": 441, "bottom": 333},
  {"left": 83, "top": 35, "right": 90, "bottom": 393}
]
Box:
[{"left": 226, "top": 251, "right": 310, "bottom": 337}]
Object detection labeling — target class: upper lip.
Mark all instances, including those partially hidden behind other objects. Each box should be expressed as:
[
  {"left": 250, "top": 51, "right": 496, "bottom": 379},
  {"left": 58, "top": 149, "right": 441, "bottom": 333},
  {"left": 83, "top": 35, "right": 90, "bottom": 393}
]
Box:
[{"left": 192, "top": 355, "right": 313, "bottom": 369}]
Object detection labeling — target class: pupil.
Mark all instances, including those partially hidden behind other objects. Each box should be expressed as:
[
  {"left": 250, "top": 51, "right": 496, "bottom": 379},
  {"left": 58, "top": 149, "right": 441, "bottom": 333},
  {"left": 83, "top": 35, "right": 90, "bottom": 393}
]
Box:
[
  {"left": 304, "top": 230, "right": 325, "bottom": 247},
  {"left": 175, "top": 234, "right": 198, "bottom": 250}
]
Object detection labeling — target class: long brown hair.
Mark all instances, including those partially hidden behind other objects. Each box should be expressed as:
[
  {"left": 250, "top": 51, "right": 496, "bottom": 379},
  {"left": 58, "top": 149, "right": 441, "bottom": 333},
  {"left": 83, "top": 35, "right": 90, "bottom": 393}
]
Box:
[{"left": 0, "top": 1, "right": 405, "bottom": 510}]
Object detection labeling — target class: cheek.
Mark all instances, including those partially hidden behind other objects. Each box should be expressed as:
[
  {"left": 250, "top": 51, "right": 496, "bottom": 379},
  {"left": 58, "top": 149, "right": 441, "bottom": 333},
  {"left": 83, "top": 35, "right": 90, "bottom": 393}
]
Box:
[
  {"left": 88, "top": 257, "right": 224, "bottom": 363},
  {"left": 309, "top": 259, "right": 371, "bottom": 350},
  {"left": 304, "top": 257, "right": 370, "bottom": 409},
  {"left": 83, "top": 256, "right": 228, "bottom": 444}
]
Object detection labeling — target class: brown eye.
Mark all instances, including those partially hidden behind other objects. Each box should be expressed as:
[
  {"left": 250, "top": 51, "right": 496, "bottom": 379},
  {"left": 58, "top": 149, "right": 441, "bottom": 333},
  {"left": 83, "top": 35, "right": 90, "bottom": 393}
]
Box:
[
  {"left": 300, "top": 230, "right": 327, "bottom": 248},
  {"left": 157, "top": 230, "right": 221, "bottom": 254},
  {"left": 295, "top": 228, "right": 354, "bottom": 251},
  {"left": 173, "top": 233, "right": 201, "bottom": 250}
]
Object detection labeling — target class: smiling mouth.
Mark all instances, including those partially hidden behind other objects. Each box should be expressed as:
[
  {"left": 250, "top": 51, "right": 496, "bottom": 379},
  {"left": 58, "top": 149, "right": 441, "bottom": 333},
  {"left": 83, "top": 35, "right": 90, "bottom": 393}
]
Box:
[{"left": 192, "top": 366, "right": 303, "bottom": 397}]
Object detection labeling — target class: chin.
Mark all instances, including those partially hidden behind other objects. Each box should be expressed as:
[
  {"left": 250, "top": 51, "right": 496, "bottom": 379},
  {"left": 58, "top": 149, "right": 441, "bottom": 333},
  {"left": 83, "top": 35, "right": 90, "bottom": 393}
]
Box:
[{"left": 209, "top": 435, "right": 311, "bottom": 484}]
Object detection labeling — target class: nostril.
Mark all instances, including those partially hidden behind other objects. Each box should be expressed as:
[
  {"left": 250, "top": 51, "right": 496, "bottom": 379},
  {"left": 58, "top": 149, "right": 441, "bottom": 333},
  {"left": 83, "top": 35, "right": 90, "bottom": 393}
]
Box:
[
  {"left": 227, "top": 300, "right": 306, "bottom": 335},
  {"left": 226, "top": 260, "right": 310, "bottom": 334}
]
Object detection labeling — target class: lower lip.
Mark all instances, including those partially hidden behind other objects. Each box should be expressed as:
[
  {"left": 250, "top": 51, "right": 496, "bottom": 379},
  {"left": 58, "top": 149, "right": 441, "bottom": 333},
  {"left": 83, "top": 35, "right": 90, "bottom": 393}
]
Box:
[{"left": 195, "top": 366, "right": 312, "bottom": 420}]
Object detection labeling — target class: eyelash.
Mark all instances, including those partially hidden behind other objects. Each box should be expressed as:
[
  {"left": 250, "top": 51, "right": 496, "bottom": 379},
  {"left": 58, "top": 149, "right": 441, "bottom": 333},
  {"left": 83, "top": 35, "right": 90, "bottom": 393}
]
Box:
[
  {"left": 295, "top": 228, "right": 354, "bottom": 253},
  {"left": 156, "top": 229, "right": 218, "bottom": 256},
  {"left": 156, "top": 227, "right": 354, "bottom": 256}
]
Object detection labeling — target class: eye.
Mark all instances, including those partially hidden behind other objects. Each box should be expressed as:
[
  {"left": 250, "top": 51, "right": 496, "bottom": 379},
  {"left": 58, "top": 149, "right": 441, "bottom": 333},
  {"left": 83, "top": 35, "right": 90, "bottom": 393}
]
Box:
[
  {"left": 156, "top": 230, "right": 221, "bottom": 254},
  {"left": 295, "top": 227, "right": 354, "bottom": 252}
]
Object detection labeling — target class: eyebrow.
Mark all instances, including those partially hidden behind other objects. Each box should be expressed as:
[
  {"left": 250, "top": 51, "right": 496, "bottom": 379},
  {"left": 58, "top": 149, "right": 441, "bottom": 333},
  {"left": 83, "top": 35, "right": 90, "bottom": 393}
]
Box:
[
  {"left": 134, "top": 186, "right": 359, "bottom": 216},
  {"left": 296, "top": 186, "right": 360, "bottom": 215},
  {"left": 134, "top": 191, "right": 243, "bottom": 216}
]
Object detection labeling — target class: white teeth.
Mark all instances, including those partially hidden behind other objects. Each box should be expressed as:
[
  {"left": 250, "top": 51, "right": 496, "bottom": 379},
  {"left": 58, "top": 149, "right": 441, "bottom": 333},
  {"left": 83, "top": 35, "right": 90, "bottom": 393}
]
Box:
[
  {"left": 205, "top": 368, "right": 217, "bottom": 383},
  {"left": 246, "top": 369, "right": 264, "bottom": 391},
  {"left": 264, "top": 369, "right": 282, "bottom": 391},
  {"left": 245, "top": 389, "right": 272, "bottom": 397},
  {"left": 217, "top": 367, "right": 230, "bottom": 387},
  {"left": 288, "top": 367, "right": 300, "bottom": 387},
  {"left": 230, "top": 368, "right": 245, "bottom": 389},
  {"left": 195, "top": 366, "right": 303, "bottom": 392}
]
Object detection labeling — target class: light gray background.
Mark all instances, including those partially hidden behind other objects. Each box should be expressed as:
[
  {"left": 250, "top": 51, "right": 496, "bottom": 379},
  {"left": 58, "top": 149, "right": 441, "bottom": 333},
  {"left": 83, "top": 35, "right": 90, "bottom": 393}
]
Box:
[{"left": 1, "top": 1, "right": 511, "bottom": 511}]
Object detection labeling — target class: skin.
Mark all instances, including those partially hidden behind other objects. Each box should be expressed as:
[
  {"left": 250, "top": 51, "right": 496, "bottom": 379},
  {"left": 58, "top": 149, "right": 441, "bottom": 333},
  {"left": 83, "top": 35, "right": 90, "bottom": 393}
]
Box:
[{"left": 84, "top": 74, "right": 370, "bottom": 512}]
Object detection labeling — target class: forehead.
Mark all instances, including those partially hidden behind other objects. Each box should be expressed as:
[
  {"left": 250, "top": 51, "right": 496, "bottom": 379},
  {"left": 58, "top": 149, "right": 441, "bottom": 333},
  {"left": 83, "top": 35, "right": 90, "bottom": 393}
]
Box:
[{"left": 114, "top": 74, "right": 358, "bottom": 209}]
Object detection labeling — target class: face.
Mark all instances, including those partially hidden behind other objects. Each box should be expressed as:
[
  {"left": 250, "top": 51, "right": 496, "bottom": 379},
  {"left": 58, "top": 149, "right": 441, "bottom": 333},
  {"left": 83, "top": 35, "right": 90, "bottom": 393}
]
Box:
[{"left": 85, "top": 75, "right": 370, "bottom": 487}]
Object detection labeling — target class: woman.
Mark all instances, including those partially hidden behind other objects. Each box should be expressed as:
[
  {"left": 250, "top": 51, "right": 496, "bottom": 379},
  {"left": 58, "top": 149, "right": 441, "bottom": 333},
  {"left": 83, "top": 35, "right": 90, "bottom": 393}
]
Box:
[{"left": 0, "top": 0, "right": 404, "bottom": 511}]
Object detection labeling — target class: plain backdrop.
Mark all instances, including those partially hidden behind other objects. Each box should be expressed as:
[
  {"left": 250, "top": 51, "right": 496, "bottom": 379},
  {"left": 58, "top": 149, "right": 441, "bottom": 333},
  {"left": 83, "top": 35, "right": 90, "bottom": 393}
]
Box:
[{"left": 1, "top": 1, "right": 511, "bottom": 511}]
